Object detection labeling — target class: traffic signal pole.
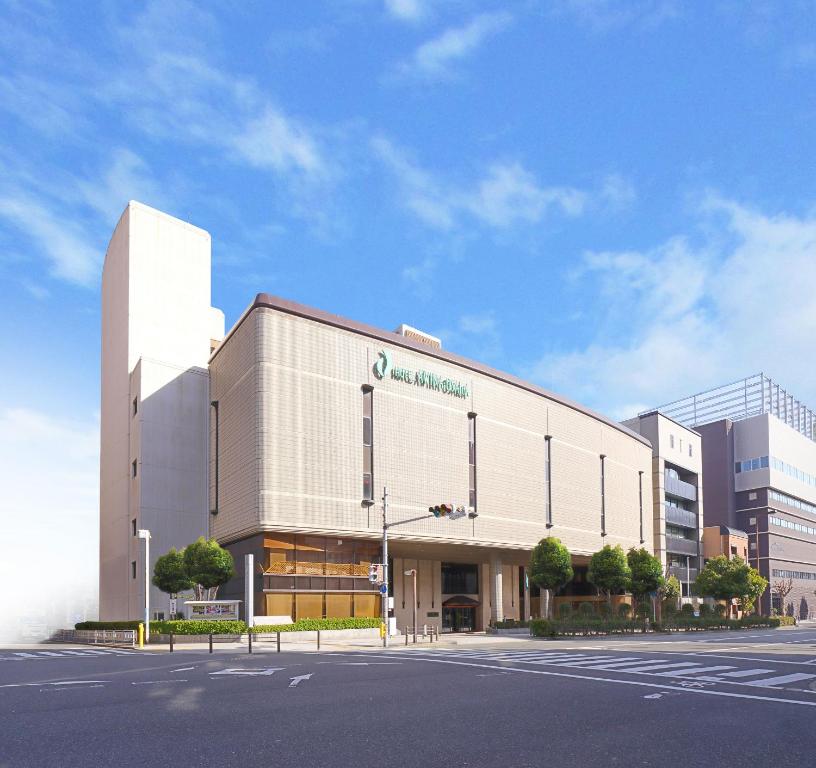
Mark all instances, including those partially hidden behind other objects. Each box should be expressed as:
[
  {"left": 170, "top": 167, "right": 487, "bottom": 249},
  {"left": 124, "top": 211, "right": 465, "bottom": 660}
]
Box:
[{"left": 382, "top": 486, "right": 389, "bottom": 648}]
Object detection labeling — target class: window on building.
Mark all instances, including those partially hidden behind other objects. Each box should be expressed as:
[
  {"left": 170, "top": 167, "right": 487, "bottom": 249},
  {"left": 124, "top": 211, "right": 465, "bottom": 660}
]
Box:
[
  {"left": 442, "top": 563, "right": 479, "bottom": 594},
  {"left": 689, "top": 444, "right": 693, "bottom": 457},
  {"left": 132, "top": 397, "right": 138, "bottom": 417},
  {"left": 679, "top": 438, "right": 683, "bottom": 452},
  {"left": 545, "top": 436, "right": 552, "bottom": 527},
  {"left": 600, "top": 454, "right": 606, "bottom": 536},
  {"left": 638, "top": 470, "right": 644, "bottom": 544},
  {"left": 362, "top": 387, "right": 373, "bottom": 502},
  {"left": 132, "top": 518, "right": 137, "bottom": 536},
  {"left": 132, "top": 459, "right": 137, "bottom": 478},
  {"left": 131, "top": 561, "right": 137, "bottom": 579},
  {"left": 468, "top": 414, "right": 477, "bottom": 510},
  {"left": 670, "top": 435, "right": 675, "bottom": 449},
  {"left": 153, "top": 611, "right": 165, "bottom": 621},
  {"left": 749, "top": 541, "right": 756, "bottom": 550}
]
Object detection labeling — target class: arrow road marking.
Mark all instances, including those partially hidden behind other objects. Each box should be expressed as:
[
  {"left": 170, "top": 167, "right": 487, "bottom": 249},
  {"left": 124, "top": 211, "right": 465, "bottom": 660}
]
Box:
[
  {"left": 289, "top": 674, "right": 312, "bottom": 688},
  {"left": 210, "top": 668, "right": 284, "bottom": 677}
]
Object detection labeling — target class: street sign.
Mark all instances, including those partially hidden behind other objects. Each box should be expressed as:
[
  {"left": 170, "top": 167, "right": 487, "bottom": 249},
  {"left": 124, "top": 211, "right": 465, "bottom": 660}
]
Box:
[{"left": 379, "top": 584, "right": 388, "bottom": 595}]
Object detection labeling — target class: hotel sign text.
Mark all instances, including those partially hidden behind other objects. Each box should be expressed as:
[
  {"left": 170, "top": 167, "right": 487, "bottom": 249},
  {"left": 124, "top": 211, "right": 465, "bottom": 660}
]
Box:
[{"left": 373, "top": 349, "right": 469, "bottom": 399}]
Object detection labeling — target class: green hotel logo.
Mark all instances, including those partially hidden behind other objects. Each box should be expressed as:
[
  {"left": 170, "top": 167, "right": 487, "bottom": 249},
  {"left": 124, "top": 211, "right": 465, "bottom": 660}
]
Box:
[{"left": 372, "top": 349, "right": 469, "bottom": 399}]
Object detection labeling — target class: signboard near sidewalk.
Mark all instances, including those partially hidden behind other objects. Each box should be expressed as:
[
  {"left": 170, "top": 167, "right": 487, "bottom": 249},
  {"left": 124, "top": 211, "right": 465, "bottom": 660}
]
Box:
[{"left": 184, "top": 600, "right": 242, "bottom": 620}]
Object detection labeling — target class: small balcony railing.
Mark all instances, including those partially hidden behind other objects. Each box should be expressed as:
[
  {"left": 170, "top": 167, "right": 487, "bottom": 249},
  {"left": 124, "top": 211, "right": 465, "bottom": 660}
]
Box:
[
  {"left": 665, "top": 471, "right": 697, "bottom": 502},
  {"left": 666, "top": 536, "right": 699, "bottom": 556},
  {"left": 665, "top": 505, "right": 697, "bottom": 529},
  {"left": 264, "top": 561, "right": 371, "bottom": 578},
  {"left": 669, "top": 565, "right": 698, "bottom": 583}
]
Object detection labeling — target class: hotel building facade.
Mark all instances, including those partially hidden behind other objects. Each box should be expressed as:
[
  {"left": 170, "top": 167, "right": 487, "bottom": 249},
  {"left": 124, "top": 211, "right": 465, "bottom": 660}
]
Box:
[{"left": 100, "top": 202, "right": 655, "bottom": 630}]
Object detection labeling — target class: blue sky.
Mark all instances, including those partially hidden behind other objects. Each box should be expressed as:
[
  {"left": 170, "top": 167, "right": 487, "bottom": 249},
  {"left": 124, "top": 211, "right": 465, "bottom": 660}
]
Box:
[{"left": 2, "top": 0, "right": 816, "bottom": 623}]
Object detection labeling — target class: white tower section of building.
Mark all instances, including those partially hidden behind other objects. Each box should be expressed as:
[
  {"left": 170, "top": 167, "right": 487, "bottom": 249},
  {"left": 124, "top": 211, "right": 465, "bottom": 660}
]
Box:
[{"left": 99, "top": 201, "right": 225, "bottom": 621}]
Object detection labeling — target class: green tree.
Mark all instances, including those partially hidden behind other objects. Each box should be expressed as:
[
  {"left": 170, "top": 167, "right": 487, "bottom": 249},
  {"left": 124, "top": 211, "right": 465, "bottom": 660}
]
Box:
[
  {"left": 152, "top": 548, "right": 194, "bottom": 596},
  {"left": 588, "top": 545, "right": 631, "bottom": 608},
  {"left": 627, "top": 548, "right": 664, "bottom": 618},
  {"left": 529, "top": 537, "right": 574, "bottom": 619},
  {"left": 183, "top": 537, "right": 236, "bottom": 600},
  {"left": 694, "top": 556, "right": 768, "bottom": 616}
]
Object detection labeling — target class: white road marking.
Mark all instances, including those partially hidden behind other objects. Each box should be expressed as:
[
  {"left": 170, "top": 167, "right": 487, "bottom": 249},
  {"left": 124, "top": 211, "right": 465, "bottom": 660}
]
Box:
[
  {"left": 563, "top": 658, "right": 652, "bottom": 669},
  {"left": 714, "top": 668, "right": 775, "bottom": 678},
  {"left": 132, "top": 679, "right": 188, "bottom": 685},
  {"left": 603, "top": 662, "right": 703, "bottom": 674},
  {"left": 371, "top": 654, "right": 816, "bottom": 708},
  {"left": 210, "top": 667, "right": 284, "bottom": 677},
  {"left": 172, "top": 667, "right": 196, "bottom": 672},
  {"left": 657, "top": 666, "right": 736, "bottom": 677},
  {"left": 13, "top": 653, "right": 39, "bottom": 658},
  {"left": 289, "top": 673, "right": 312, "bottom": 688},
  {"left": 51, "top": 680, "right": 107, "bottom": 685},
  {"left": 744, "top": 672, "right": 816, "bottom": 688}
]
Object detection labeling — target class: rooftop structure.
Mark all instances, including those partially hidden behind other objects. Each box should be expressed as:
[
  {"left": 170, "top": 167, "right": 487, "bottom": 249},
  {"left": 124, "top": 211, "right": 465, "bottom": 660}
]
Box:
[{"left": 643, "top": 374, "right": 816, "bottom": 442}]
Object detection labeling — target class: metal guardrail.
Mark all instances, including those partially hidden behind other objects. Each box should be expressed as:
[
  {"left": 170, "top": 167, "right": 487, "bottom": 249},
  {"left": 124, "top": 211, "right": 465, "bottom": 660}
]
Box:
[{"left": 53, "top": 629, "right": 136, "bottom": 648}]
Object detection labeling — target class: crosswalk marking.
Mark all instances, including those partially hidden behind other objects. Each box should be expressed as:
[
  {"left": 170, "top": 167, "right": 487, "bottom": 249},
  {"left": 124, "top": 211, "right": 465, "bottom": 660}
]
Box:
[
  {"left": 400, "top": 649, "right": 816, "bottom": 690},
  {"left": 657, "top": 666, "right": 736, "bottom": 677},
  {"left": 604, "top": 662, "right": 703, "bottom": 674},
  {"left": 715, "top": 668, "right": 774, "bottom": 678},
  {"left": 744, "top": 673, "right": 816, "bottom": 687}
]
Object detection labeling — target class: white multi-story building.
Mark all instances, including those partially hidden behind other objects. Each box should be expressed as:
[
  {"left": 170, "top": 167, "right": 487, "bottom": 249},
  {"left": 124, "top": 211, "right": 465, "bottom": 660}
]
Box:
[{"left": 99, "top": 202, "right": 224, "bottom": 621}]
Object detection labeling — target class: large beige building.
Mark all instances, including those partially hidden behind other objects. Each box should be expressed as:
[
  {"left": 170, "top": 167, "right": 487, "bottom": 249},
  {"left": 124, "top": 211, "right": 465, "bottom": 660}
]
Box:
[
  {"left": 210, "top": 295, "right": 654, "bottom": 631},
  {"left": 100, "top": 202, "right": 659, "bottom": 631}
]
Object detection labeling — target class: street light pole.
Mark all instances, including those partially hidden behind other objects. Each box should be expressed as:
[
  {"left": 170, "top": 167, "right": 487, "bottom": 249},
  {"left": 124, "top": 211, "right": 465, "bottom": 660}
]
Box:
[
  {"left": 382, "top": 486, "right": 389, "bottom": 649},
  {"left": 405, "top": 569, "right": 417, "bottom": 643},
  {"left": 137, "top": 529, "right": 151, "bottom": 641}
]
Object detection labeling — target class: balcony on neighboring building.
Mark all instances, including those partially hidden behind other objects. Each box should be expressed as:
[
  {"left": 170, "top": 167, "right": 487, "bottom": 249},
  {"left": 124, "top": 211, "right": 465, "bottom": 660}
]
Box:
[
  {"left": 666, "top": 535, "right": 699, "bottom": 556},
  {"left": 664, "top": 470, "right": 697, "bottom": 502},
  {"left": 665, "top": 504, "right": 697, "bottom": 529},
  {"left": 669, "top": 565, "right": 698, "bottom": 583}
]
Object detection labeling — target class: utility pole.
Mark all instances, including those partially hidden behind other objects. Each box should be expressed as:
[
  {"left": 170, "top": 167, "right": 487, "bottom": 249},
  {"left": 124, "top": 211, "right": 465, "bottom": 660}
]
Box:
[
  {"left": 405, "top": 568, "right": 417, "bottom": 643},
  {"left": 382, "top": 486, "right": 389, "bottom": 649},
  {"left": 137, "top": 529, "right": 151, "bottom": 641}
]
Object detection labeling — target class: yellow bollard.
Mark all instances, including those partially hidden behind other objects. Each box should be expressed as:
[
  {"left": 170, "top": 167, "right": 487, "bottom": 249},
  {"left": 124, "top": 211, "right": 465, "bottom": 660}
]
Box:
[
  {"left": 138, "top": 623, "right": 144, "bottom": 649},
  {"left": 379, "top": 622, "right": 386, "bottom": 640}
]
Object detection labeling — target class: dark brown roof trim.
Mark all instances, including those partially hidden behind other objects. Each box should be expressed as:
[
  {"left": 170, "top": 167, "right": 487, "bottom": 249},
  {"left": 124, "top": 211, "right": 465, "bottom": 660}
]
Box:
[{"left": 211, "top": 292, "right": 652, "bottom": 448}]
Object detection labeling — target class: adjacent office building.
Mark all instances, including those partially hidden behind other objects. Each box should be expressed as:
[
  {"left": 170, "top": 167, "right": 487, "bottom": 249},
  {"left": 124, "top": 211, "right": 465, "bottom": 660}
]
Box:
[
  {"left": 99, "top": 202, "right": 224, "bottom": 621},
  {"left": 647, "top": 375, "right": 816, "bottom": 618},
  {"left": 99, "top": 202, "right": 655, "bottom": 629},
  {"left": 622, "top": 412, "right": 704, "bottom": 600}
]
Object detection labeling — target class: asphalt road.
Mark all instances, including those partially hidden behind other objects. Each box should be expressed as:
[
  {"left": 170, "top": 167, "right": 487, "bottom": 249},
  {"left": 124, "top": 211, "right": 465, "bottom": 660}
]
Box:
[{"left": 2, "top": 630, "right": 816, "bottom": 768}]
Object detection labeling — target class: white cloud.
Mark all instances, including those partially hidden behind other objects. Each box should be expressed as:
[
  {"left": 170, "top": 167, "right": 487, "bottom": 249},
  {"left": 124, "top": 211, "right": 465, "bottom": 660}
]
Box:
[
  {"left": 401, "top": 256, "right": 437, "bottom": 299},
  {"left": 464, "top": 163, "right": 586, "bottom": 226},
  {"left": 0, "top": 407, "right": 99, "bottom": 641},
  {"left": 526, "top": 197, "right": 816, "bottom": 417},
  {"left": 436, "top": 310, "right": 502, "bottom": 361},
  {"left": 553, "top": 0, "right": 682, "bottom": 33},
  {"left": 385, "top": 0, "right": 427, "bottom": 23},
  {"left": 398, "top": 11, "right": 512, "bottom": 80},
  {"left": 372, "top": 136, "right": 587, "bottom": 230},
  {"left": 77, "top": 149, "right": 169, "bottom": 224},
  {"left": 0, "top": 193, "right": 100, "bottom": 287}
]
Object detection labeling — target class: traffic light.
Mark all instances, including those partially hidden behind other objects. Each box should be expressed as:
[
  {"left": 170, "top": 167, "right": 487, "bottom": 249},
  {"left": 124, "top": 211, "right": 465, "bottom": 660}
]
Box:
[{"left": 429, "top": 503, "right": 453, "bottom": 518}]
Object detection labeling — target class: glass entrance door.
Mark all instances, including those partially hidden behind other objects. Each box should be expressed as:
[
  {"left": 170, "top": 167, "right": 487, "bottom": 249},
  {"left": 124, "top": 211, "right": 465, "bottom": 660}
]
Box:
[{"left": 442, "top": 607, "right": 475, "bottom": 632}]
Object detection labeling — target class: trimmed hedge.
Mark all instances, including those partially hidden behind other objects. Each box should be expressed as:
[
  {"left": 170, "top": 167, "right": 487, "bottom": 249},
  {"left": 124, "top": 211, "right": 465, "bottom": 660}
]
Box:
[
  {"left": 530, "top": 615, "right": 785, "bottom": 637},
  {"left": 492, "top": 619, "right": 531, "bottom": 629},
  {"left": 252, "top": 617, "right": 380, "bottom": 633},
  {"left": 152, "top": 620, "right": 248, "bottom": 635},
  {"left": 75, "top": 621, "right": 143, "bottom": 631}
]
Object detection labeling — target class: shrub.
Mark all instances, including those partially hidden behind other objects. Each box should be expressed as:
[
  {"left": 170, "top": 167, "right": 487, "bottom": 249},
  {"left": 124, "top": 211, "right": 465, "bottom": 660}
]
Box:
[
  {"left": 698, "top": 604, "right": 712, "bottom": 617},
  {"left": 75, "top": 621, "right": 143, "bottom": 631},
  {"left": 494, "top": 619, "right": 531, "bottom": 629},
  {"left": 635, "top": 600, "right": 651, "bottom": 618},
  {"left": 680, "top": 603, "right": 695, "bottom": 615},
  {"left": 152, "top": 620, "right": 247, "bottom": 635},
  {"left": 714, "top": 603, "right": 727, "bottom": 617},
  {"left": 558, "top": 603, "right": 572, "bottom": 618},
  {"left": 617, "top": 603, "right": 632, "bottom": 618},
  {"left": 578, "top": 602, "right": 596, "bottom": 617},
  {"left": 252, "top": 617, "right": 381, "bottom": 633}
]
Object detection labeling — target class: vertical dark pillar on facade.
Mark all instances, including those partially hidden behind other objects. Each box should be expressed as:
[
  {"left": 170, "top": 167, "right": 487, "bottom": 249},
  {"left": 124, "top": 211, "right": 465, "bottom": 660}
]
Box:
[
  {"left": 362, "top": 386, "right": 373, "bottom": 503},
  {"left": 600, "top": 454, "right": 607, "bottom": 537},
  {"left": 545, "top": 435, "right": 553, "bottom": 528},
  {"left": 468, "top": 413, "right": 477, "bottom": 511},
  {"left": 638, "top": 470, "right": 644, "bottom": 544},
  {"left": 210, "top": 400, "right": 219, "bottom": 517}
]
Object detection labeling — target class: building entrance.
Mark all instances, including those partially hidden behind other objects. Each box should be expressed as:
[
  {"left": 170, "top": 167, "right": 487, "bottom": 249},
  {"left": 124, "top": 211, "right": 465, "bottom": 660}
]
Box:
[{"left": 442, "top": 606, "right": 475, "bottom": 632}]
